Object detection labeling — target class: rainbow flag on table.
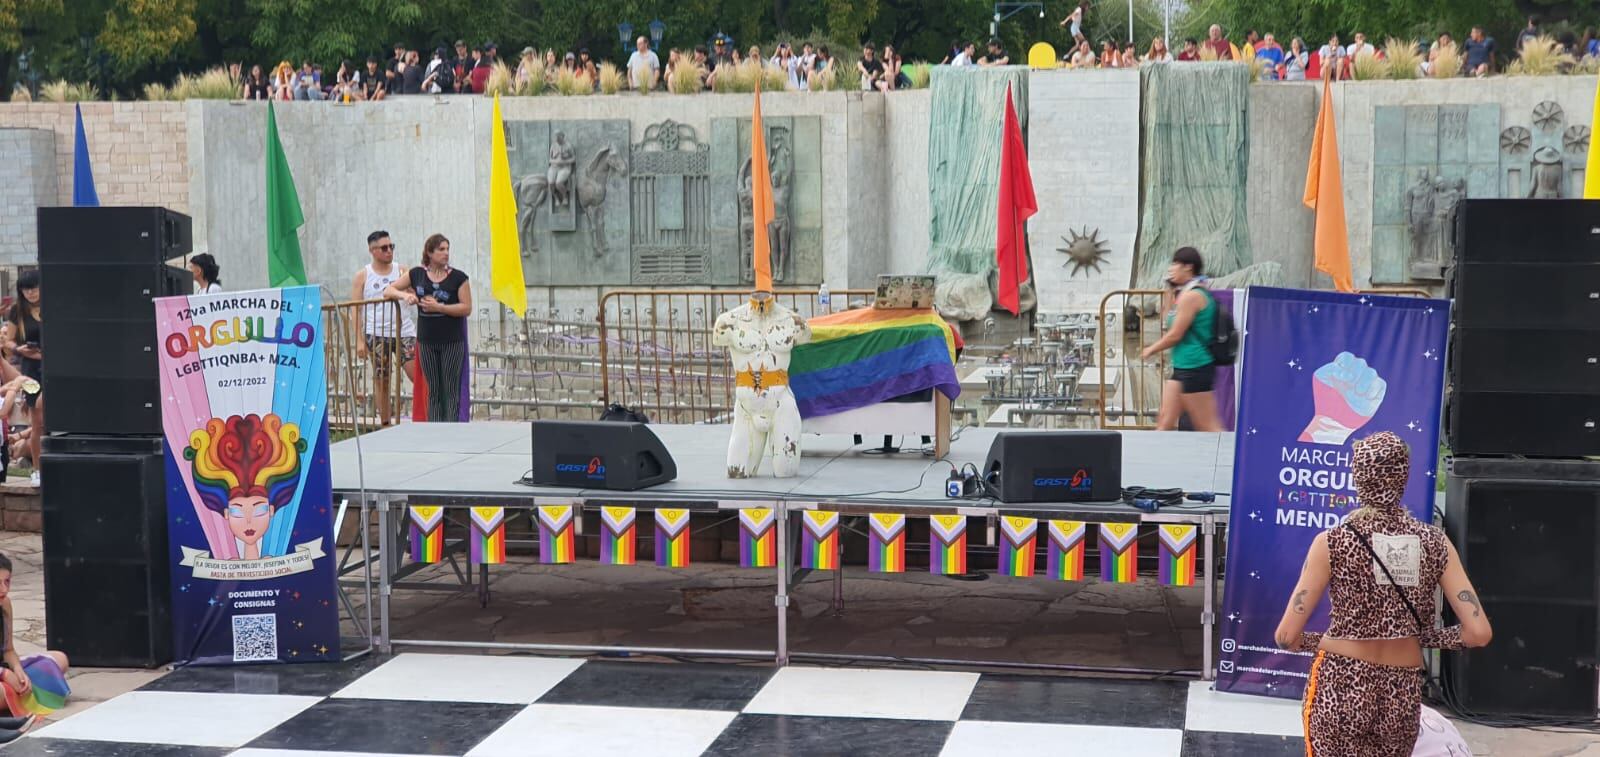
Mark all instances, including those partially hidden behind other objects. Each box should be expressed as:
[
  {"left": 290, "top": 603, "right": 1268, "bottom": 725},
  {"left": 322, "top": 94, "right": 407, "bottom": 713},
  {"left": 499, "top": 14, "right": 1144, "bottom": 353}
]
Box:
[
  {"left": 739, "top": 508, "right": 777, "bottom": 568},
  {"left": 1158, "top": 524, "right": 1199, "bottom": 586},
  {"left": 1099, "top": 522, "right": 1139, "bottom": 583},
  {"left": 599, "top": 506, "right": 636, "bottom": 565},
  {"left": 1047, "top": 520, "right": 1087, "bottom": 581},
  {"left": 408, "top": 505, "right": 444, "bottom": 564},
  {"left": 929, "top": 514, "right": 968, "bottom": 575},
  {"left": 789, "top": 308, "right": 961, "bottom": 419},
  {"left": 2, "top": 655, "right": 69, "bottom": 716},
  {"left": 655, "top": 508, "right": 691, "bottom": 567},
  {"left": 800, "top": 510, "right": 841, "bottom": 570},
  {"left": 868, "top": 513, "right": 906, "bottom": 573},
  {"left": 469, "top": 507, "right": 506, "bottom": 565},
  {"left": 538, "top": 505, "right": 576, "bottom": 564},
  {"left": 999, "top": 516, "right": 1038, "bottom": 578}
]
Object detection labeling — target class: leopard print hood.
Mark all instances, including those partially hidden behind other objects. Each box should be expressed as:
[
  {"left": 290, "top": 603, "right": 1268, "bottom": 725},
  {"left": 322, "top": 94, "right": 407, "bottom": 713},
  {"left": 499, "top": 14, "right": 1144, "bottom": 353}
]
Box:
[{"left": 1351, "top": 431, "right": 1410, "bottom": 515}]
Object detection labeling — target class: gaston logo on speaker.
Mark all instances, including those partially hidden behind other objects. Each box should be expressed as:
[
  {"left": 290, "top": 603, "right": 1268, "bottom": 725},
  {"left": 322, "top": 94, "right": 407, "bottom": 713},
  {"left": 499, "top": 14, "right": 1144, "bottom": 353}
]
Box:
[
  {"left": 555, "top": 456, "right": 607, "bottom": 481},
  {"left": 1034, "top": 468, "right": 1093, "bottom": 494}
]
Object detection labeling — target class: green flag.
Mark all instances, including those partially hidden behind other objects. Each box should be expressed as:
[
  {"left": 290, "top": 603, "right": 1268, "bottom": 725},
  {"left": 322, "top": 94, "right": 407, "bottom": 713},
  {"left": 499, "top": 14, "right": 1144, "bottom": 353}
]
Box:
[{"left": 265, "top": 102, "right": 306, "bottom": 287}]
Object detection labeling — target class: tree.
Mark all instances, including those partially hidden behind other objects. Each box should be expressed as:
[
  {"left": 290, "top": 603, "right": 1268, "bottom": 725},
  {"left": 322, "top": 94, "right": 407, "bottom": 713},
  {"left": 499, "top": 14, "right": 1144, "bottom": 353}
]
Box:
[
  {"left": 248, "top": 0, "right": 426, "bottom": 63},
  {"left": 99, "top": 0, "right": 199, "bottom": 69}
]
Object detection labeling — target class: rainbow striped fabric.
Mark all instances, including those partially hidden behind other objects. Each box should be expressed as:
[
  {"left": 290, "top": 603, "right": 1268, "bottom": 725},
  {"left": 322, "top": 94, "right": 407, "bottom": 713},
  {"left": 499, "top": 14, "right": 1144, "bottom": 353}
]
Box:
[
  {"left": 929, "top": 514, "right": 968, "bottom": 575},
  {"left": 1047, "top": 520, "right": 1087, "bottom": 581},
  {"left": 599, "top": 506, "right": 636, "bottom": 565},
  {"left": 1099, "top": 522, "right": 1139, "bottom": 583},
  {"left": 655, "top": 508, "right": 692, "bottom": 567},
  {"left": 538, "top": 505, "right": 576, "bottom": 564},
  {"left": 789, "top": 308, "right": 961, "bottom": 419},
  {"left": 800, "top": 510, "right": 841, "bottom": 570},
  {"left": 2, "top": 655, "right": 69, "bottom": 716},
  {"left": 408, "top": 506, "right": 444, "bottom": 564},
  {"left": 999, "top": 516, "right": 1038, "bottom": 578},
  {"left": 1158, "top": 524, "right": 1198, "bottom": 586},
  {"left": 868, "top": 513, "right": 906, "bottom": 573},
  {"left": 739, "top": 508, "right": 777, "bottom": 568},
  {"left": 469, "top": 507, "right": 506, "bottom": 565}
]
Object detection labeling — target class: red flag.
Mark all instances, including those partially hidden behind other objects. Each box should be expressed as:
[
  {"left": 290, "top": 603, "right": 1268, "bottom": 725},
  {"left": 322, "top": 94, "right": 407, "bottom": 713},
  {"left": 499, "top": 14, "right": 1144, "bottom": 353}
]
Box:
[{"left": 996, "top": 83, "right": 1037, "bottom": 315}]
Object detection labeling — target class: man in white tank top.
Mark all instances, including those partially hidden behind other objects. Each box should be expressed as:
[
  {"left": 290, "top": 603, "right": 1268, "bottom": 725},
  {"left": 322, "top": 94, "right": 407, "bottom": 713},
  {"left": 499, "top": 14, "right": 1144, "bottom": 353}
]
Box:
[{"left": 351, "top": 230, "right": 417, "bottom": 425}]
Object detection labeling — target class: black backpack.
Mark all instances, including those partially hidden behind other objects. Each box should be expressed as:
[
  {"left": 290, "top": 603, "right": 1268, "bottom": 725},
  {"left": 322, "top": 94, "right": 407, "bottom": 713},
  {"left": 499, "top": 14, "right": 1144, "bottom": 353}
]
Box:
[{"left": 1205, "top": 289, "right": 1239, "bottom": 365}]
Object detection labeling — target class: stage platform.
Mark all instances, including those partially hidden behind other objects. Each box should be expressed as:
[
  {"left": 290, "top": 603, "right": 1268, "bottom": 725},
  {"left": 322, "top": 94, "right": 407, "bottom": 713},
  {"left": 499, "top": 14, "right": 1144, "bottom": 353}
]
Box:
[
  {"left": 331, "top": 422, "right": 1234, "bottom": 518},
  {"left": 330, "top": 422, "right": 1234, "bottom": 678}
]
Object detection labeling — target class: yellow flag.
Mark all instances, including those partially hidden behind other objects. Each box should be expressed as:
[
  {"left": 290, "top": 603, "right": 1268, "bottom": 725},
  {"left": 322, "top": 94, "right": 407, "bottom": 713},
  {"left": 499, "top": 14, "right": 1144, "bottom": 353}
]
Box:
[
  {"left": 750, "top": 76, "right": 775, "bottom": 292},
  {"left": 1586, "top": 75, "right": 1600, "bottom": 198},
  {"left": 488, "top": 95, "right": 527, "bottom": 316},
  {"left": 1303, "top": 77, "right": 1354, "bottom": 292}
]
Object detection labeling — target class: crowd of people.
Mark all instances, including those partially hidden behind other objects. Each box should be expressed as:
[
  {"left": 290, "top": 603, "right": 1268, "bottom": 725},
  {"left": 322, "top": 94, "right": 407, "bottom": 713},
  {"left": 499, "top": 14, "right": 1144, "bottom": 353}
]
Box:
[
  {"left": 233, "top": 40, "right": 510, "bottom": 101},
  {"left": 1049, "top": 17, "right": 1577, "bottom": 81}
]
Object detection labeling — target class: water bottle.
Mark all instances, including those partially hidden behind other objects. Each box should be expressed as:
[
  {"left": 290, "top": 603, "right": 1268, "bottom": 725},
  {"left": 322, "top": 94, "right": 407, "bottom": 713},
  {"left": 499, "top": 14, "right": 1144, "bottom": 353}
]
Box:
[{"left": 818, "top": 283, "right": 831, "bottom": 308}]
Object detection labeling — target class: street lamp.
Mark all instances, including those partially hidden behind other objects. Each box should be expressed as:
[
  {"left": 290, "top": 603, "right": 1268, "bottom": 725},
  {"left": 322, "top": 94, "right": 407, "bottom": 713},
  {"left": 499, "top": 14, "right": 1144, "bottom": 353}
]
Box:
[
  {"left": 990, "top": 2, "right": 1045, "bottom": 39},
  {"left": 617, "top": 22, "right": 634, "bottom": 55},
  {"left": 649, "top": 19, "right": 666, "bottom": 51}
]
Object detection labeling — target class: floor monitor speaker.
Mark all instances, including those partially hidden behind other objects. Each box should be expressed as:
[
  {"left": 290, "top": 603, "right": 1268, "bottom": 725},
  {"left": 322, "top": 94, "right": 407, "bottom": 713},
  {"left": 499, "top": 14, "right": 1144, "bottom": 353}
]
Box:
[
  {"left": 982, "top": 430, "right": 1122, "bottom": 503},
  {"left": 529, "top": 420, "right": 677, "bottom": 490}
]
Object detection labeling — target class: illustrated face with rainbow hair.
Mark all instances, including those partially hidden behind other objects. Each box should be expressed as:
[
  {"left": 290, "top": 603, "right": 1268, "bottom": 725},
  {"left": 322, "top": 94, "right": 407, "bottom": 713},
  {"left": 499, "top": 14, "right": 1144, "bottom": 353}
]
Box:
[{"left": 184, "top": 414, "right": 305, "bottom": 560}]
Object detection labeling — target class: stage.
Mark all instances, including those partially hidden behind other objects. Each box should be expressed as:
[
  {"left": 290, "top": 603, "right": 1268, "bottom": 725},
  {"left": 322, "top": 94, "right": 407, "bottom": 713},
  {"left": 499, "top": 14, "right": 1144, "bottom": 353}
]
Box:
[{"left": 332, "top": 422, "right": 1234, "bottom": 677}]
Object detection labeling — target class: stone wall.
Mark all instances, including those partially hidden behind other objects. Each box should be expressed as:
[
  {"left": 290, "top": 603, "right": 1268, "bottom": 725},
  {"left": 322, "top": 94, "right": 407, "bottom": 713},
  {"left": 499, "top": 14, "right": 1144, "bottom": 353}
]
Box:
[
  {"left": 0, "top": 129, "right": 57, "bottom": 266},
  {"left": 1245, "top": 84, "right": 1317, "bottom": 289},
  {"left": 0, "top": 74, "right": 1592, "bottom": 317},
  {"left": 0, "top": 102, "right": 188, "bottom": 221},
  {"left": 1028, "top": 69, "right": 1141, "bottom": 313}
]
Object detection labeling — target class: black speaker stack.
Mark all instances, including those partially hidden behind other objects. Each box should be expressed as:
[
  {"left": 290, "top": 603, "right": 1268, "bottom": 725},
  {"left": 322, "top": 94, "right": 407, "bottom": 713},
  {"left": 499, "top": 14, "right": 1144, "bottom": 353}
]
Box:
[
  {"left": 1442, "top": 199, "right": 1600, "bottom": 718},
  {"left": 36, "top": 206, "right": 192, "bottom": 667}
]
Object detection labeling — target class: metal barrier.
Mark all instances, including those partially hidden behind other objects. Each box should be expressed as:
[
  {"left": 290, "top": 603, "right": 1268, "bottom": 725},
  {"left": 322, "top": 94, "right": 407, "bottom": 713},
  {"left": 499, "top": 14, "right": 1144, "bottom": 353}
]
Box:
[
  {"left": 598, "top": 289, "right": 873, "bottom": 424},
  {"left": 1359, "top": 288, "right": 1433, "bottom": 298},
  {"left": 1095, "top": 289, "right": 1166, "bottom": 430},
  {"left": 322, "top": 299, "right": 407, "bottom": 431}
]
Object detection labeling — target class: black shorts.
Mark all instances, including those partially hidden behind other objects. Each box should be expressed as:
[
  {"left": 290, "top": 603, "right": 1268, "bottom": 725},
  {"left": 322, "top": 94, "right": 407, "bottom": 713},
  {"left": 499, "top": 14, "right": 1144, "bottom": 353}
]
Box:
[{"left": 1170, "top": 365, "right": 1216, "bottom": 394}]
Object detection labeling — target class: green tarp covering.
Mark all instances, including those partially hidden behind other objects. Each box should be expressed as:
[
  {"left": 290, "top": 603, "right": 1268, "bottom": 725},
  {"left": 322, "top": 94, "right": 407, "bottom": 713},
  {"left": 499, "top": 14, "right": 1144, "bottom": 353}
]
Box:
[
  {"left": 926, "top": 66, "right": 1029, "bottom": 277},
  {"left": 1135, "top": 62, "right": 1253, "bottom": 287}
]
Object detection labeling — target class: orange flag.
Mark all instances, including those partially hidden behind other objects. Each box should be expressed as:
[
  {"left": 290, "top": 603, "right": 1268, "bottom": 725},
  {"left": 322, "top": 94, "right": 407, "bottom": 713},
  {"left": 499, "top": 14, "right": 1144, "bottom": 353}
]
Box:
[
  {"left": 750, "top": 75, "right": 776, "bottom": 291},
  {"left": 1303, "top": 77, "right": 1354, "bottom": 292}
]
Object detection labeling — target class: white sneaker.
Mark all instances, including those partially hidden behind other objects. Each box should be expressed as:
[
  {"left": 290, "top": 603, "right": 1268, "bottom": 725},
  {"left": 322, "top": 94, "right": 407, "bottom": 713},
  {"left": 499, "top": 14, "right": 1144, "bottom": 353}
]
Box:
[{"left": 28, "top": 471, "right": 39, "bottom": 487}]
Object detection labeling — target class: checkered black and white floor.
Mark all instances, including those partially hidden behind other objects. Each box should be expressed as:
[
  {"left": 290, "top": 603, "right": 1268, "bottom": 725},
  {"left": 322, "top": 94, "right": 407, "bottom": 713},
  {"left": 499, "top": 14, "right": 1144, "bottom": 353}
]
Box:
[{"left": 11, "top": 654, "right": 1308, "bottom": 756}]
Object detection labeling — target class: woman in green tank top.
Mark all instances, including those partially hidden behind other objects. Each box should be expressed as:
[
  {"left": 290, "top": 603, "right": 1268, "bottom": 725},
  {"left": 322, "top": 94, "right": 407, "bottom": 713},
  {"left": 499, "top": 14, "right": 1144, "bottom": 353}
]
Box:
[{"left": 1139, "top": 247, "right": 1223, "bottom": 431}]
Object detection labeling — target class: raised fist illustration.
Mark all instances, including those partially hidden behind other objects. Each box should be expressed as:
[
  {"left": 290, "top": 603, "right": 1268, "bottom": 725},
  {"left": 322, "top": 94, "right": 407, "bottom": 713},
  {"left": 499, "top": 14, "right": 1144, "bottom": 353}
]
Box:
[{"left": 1299, "top": 352, "right": 1387, "bottom": 445}]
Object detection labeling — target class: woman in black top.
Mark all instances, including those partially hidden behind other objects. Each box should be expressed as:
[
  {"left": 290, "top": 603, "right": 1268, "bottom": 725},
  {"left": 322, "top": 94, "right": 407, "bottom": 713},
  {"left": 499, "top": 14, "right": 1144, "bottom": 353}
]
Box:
[
  {"left": 383, "top": 234, "right": 472, "bottom": 422},
  {"left": 7, "top": 274, "right": 42, "bottom": 485},
  {"left": 241, "top": 65, "right": 269, "bottom": 100},
  {"left": 858, "top": 44, "right": 886, "bottom": 92}
]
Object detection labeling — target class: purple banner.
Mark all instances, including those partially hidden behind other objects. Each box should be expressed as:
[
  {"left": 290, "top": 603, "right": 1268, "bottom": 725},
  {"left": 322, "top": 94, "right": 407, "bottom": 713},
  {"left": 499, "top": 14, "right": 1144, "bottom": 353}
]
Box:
[{"left": 1216, "top": 287, "right": 1449, "bottom": 698}]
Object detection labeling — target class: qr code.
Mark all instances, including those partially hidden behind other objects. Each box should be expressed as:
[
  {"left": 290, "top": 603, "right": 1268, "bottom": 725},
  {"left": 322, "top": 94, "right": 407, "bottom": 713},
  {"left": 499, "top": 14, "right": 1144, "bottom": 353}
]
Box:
[{"left": 232, "top": 613, "right": 278, "bottom": 662}]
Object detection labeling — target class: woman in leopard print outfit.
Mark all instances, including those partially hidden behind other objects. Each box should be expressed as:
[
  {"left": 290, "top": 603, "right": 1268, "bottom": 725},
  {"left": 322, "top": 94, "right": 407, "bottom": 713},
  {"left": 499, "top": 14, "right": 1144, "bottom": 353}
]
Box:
[{"left": 1274, "top": 431, "right": 1493, "bottom": 756}]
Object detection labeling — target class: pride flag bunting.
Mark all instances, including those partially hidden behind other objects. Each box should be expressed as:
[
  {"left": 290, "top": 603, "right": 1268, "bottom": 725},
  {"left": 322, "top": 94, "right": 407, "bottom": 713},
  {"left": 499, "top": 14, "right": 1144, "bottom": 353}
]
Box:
[
  {"left": 801, "top": 510, "right": 841, "bottom": 570},
  {"left": 929, "top": 514, "right": 968, "bottom": 575},
  {"left": 469, "top": 506, "right": 506, "bottom": 565},
  {"left": 739, "top": 508, "right": 777, "bottom": 568},
  {"left": 1099, "top": 522, "right": 1139, "bottom": 583},
  {"left": 408, "top": 505, "right": 444, "bottom": 564},
  {"left": 868, "top": 513, "right": 906, "bottom": 573},
  {"left": 655, "top": 508, "right": 692, "bottom": 567},
  {"left": 599, "top": 506, "right": 636, "bottom": 565},
  {"left": 1047, "top": 520, "right": 1087, "bottom": 581},
  {"left": 1158, "top": 524, "right": 1198, "bottom": 586},
  {"left": 538, "top": 505, "right": 576, "bottom": 564},
  {"left": 999, "top": 516, "right": 1038, "bottom": 578}
]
